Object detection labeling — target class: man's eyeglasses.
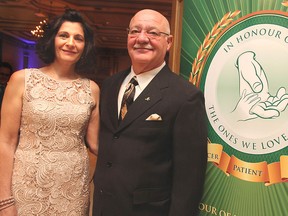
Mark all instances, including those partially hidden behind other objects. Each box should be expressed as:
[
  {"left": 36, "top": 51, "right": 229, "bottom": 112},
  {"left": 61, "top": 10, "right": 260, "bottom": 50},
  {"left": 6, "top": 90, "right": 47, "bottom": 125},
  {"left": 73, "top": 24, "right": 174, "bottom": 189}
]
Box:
[{"left": 127, "top": 28, "right": 170, "bottom": 40}]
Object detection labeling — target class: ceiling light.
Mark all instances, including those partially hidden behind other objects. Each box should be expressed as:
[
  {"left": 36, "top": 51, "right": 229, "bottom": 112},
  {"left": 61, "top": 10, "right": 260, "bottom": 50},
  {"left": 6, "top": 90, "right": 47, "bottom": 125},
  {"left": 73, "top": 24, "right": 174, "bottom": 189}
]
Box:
[{"left": 31, "top": 19, "right": 47, "bottom": 38}]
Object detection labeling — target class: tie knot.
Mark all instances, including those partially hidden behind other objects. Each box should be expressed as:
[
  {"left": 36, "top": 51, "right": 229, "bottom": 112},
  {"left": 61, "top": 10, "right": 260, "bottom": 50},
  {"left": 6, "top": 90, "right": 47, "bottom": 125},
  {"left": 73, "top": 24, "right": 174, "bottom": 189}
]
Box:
[{"left": 129, "top": 76, "right": 138, "bottom": 86}]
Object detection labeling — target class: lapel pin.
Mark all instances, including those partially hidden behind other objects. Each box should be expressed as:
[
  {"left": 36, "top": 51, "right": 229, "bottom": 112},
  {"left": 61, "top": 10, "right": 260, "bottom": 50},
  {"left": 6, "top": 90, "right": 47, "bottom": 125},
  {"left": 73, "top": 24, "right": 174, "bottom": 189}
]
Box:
[{"left": 145, "top": 97, "right": 150, "bottom": 101}]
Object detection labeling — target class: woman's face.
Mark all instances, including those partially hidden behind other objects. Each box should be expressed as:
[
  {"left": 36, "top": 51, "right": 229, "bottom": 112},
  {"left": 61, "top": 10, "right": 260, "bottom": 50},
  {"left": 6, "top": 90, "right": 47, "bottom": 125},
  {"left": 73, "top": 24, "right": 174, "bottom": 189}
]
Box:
[{"left": 54, "top": 21, "right": 85, "bottom": 65}]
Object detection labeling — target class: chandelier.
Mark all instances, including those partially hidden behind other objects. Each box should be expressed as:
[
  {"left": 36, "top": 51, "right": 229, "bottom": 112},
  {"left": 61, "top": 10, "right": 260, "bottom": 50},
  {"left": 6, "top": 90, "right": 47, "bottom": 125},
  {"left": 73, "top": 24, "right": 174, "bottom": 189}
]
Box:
[{"left": 31, "top": 19, "right": 48, "bottom": 38}]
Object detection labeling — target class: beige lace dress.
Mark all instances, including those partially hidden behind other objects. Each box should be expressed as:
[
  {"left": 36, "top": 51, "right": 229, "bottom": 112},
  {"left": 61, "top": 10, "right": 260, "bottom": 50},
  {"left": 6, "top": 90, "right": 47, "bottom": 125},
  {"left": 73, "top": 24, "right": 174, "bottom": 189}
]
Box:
[{"left": 12, "top": 68, "right": 95, "bottom": 215}]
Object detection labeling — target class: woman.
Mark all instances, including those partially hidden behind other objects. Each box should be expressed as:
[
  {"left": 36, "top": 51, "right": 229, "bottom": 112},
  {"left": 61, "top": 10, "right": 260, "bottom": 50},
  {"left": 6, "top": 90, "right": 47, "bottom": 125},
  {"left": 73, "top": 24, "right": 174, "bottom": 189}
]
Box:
[{"left": 0, "top": 9, "right": 99, "bottom": 215}]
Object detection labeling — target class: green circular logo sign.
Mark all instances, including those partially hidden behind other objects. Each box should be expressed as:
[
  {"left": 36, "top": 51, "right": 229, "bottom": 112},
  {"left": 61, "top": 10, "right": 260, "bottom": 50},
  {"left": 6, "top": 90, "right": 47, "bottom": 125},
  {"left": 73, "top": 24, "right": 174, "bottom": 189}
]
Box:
[{"left": 202, "top": 12, "right": 288, "bottom": 164}]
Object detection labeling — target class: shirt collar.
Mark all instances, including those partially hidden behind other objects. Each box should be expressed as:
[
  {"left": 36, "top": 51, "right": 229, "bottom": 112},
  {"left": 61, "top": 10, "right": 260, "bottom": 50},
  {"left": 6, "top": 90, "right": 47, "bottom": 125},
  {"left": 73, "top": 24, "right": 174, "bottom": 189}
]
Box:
[{"left": 130, "top": 62, "right": 166, "bottom": 90}]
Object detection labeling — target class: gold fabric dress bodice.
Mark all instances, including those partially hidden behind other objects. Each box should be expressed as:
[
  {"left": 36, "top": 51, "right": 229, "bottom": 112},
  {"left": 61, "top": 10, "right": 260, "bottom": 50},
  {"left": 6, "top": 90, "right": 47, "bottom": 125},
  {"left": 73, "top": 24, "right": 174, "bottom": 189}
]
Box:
[{"left": 12, "top": 68, "right": 95, "bottom": 215}]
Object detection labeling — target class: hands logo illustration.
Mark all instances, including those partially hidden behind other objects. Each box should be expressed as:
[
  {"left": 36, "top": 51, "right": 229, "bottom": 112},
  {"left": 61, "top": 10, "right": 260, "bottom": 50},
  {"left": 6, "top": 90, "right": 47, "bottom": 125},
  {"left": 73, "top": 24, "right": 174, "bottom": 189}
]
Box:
[{"left": 232, "top": 51, "right": 288, "bottom": 121}]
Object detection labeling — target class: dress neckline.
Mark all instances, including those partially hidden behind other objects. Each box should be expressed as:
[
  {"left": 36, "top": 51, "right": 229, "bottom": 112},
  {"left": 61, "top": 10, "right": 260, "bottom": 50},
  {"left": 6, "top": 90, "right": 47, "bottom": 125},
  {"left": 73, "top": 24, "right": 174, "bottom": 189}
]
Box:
[{"left": 35, "top": 68, "right": 82, "bottom": 83}]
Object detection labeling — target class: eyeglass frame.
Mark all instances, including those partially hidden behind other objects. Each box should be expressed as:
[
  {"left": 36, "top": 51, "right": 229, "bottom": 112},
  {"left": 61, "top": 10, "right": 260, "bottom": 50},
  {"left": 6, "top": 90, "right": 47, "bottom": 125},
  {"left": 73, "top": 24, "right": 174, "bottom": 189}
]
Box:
[{"left": 127, "top": 28, "right": 170, "bottom": 39}]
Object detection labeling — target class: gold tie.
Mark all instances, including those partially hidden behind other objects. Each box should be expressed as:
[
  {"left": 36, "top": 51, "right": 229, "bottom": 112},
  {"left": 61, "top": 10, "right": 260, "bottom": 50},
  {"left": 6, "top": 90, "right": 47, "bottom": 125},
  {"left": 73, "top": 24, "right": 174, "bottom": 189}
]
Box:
[{"left": 120, "top": 76, "right": 138, "bottom": 120}]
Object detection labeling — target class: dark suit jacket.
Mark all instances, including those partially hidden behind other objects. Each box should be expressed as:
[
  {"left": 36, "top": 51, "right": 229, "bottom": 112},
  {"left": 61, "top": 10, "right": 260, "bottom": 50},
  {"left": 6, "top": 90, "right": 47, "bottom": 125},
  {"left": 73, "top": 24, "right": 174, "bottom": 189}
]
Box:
[{"left": 93, "top": 65, "right": 207, "bottom": 216}]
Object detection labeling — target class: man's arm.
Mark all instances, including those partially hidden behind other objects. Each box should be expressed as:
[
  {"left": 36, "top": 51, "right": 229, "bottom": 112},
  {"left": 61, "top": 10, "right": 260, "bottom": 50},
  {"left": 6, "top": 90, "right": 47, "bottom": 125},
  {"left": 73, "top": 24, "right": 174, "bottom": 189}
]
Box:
[{"left": 169, "top": 89, "right": 208, "bottom": 216}]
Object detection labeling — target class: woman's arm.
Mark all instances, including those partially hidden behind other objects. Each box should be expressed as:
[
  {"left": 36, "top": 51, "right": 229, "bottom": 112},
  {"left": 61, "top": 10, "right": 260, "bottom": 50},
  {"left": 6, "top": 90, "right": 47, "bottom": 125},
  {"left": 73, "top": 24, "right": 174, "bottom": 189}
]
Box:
[
  {"left": 0, "top": 70, "right": 25, "bottom": 215},
  {"left": 85, "top": 80, "right": 100, "bottom": 156},
  {"left": 85, "top": 80, "right": 100, "bottom": 183}
]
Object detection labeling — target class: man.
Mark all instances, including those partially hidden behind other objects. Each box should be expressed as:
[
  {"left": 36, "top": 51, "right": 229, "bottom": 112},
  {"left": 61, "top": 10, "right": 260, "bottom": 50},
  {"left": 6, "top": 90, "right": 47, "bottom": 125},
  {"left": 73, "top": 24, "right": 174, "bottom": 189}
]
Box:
[{"left": 93, "top": 9, "right": 207, "bottom": 216}]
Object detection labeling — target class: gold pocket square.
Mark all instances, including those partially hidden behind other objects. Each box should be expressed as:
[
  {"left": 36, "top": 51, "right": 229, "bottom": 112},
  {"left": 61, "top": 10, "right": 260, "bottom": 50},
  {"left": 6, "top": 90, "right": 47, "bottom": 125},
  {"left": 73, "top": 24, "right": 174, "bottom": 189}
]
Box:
[{"left": 145, "top": 114, "right": 162, "bottom": 121}]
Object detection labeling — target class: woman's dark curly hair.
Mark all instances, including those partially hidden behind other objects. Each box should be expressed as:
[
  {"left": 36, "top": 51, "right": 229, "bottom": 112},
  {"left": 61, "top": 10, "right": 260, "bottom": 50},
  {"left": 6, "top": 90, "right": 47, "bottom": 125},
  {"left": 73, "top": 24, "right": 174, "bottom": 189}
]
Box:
[{"left": 36, "top": 8, "right": 95, "bottom": 74}]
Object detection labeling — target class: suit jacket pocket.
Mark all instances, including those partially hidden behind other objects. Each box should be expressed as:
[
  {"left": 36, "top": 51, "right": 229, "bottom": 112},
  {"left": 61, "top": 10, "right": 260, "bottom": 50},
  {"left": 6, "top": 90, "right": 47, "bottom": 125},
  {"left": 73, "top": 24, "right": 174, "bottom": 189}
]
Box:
[{"left": 132, "top": 187, "right": 170, "bottom": 205}]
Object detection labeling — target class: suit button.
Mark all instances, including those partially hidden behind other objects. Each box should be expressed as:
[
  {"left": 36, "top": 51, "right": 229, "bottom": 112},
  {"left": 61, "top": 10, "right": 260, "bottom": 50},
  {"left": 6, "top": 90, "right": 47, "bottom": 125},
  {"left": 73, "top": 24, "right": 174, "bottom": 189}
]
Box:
[
  {"left": 113, "top": 134, "right": 119, "bottom": 139},
  {"left": 106, "top": 162, "right": 112, "bottom": 167}
]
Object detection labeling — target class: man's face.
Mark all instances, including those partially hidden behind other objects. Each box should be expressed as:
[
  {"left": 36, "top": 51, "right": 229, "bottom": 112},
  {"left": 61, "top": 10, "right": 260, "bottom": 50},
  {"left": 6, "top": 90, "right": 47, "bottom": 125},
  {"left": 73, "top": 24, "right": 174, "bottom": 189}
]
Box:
[
  {"left": 0, "top": 66, "right": 11, "bottom": 85},
  {"left": 127, "top": 10, "right": 172, "bottom": 73}
]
